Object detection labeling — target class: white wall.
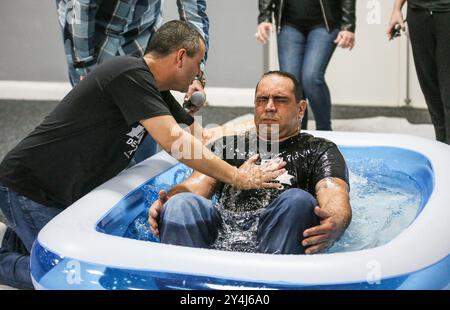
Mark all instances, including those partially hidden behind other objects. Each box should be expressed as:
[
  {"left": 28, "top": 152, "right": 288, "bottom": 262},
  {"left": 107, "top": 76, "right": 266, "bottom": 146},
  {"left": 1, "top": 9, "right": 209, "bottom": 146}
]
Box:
[{"left": 268, "top": 0, "right": 426, "bottom": 108}]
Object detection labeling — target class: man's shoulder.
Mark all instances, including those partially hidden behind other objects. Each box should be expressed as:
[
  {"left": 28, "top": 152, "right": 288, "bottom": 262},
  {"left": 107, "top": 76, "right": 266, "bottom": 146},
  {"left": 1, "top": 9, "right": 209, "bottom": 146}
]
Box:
[
  {"left": 207, "top": 133, "right": 248, "bottom": 166},
  {"left": 86, "top": 56, "right": 157, "bottom": 94},
  {"left": 102, "top": 55, "right": 145, "bottom": 67},
  {"left": 208, "top": 134, "right": 241, "bottom": 153},
  {"left": 297, "top": 132, "right": 338, "bottom": 148},
  {"left": 283, "top": 133, "right": 341, "bottom": 160},
  {"left": 210, "top": 132, "right": 246, "bottom": 145},
  {"left": 94, "top": 56, "right": 152, "bottom": 81}
]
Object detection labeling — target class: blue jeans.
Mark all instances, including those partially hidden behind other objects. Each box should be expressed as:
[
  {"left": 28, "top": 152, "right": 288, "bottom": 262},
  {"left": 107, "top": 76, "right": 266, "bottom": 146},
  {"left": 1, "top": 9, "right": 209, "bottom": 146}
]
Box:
[
  {"left": 0, "top": 184, "right": 62, "bottom": 289},
  {"left": 128, "top": 134, "right": 158, "bottom": 167},
  {"left": 159, "top": 189, "right": 319, "bottom": 254},
  {"left": 278, "top": 24, "right": 339, "bottom": 131},
  {"left": 68, "top": 63, "right": 80, "bottom": 87}
]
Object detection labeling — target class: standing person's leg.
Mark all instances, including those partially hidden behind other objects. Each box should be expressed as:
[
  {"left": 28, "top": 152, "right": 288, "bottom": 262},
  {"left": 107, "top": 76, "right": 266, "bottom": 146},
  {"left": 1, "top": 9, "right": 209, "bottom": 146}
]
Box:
[
  {"left": 302, "top": 27, "right": 339, "bottom": 131},
  {"left": 435, "top": 11, "right": 450, "bottom": 145},
  {"left": 256, "top": 188, "right": 319, "bottom": 254},
  {"left": 56, "top": 0, "right": 81, "bottom": 86},
  {"left": 277, "top": 24, "right": 309, "bottom": 129},
  {"left": 67, "top": 62, "right": 81, "bottom": 87},
  {"left": 158, "top": 193, "right": 222, "bottom": 248},
  {"left": 0, "top": 184, "right": 62, "bottom": 289},
  {"left": 407, "top": 7, "right": 447, "bottom": 143}
]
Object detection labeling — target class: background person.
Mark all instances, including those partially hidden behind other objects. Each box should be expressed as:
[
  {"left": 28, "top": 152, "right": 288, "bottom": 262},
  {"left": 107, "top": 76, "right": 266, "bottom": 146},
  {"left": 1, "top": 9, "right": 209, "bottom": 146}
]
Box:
[
  {"left": 388, "top": 0, "right": 450, "bottom": 144},
  {"left": 256, "top": 0, "right": 356, "bottom": 131},
  {"left": 56, "top": 0, "right": 210, "bottom": 162}
]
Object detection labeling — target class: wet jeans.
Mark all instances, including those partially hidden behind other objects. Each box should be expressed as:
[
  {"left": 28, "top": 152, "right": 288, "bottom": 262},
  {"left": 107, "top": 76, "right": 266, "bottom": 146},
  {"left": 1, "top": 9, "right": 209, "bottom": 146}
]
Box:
[
  {"left": 0, "top": 183, "right": 62, "bottom": 289},
  {"left": 159, "top": 189, "right": 319, "bottom": 254},
  {"left": 278, "top": 24, "right": 339, "bottom": 131}
]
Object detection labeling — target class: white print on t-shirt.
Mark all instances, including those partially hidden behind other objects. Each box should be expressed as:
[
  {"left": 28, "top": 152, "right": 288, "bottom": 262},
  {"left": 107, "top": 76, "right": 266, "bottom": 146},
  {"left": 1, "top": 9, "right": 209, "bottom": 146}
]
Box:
[
  {"left": 276, "top": 171, "right": 294, "bottom": 186},
  {"left": 261, "top": 157, "right": 294, "bottom": 186},
  {"left": 123, "top": 125, "right": 146, "bottom": 159}
]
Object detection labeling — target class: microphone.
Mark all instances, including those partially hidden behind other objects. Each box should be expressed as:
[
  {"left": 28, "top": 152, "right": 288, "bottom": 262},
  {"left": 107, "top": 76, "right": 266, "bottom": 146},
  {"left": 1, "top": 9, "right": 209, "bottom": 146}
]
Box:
[{"left": 183, "top": 91, "right": 206, "bottom": 110}]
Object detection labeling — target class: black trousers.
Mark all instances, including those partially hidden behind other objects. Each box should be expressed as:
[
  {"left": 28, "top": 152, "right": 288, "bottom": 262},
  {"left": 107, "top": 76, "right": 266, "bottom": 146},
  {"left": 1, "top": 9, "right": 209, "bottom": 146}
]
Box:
[{"left": 407, "top": 6, "right": 450, "bottom": 144}]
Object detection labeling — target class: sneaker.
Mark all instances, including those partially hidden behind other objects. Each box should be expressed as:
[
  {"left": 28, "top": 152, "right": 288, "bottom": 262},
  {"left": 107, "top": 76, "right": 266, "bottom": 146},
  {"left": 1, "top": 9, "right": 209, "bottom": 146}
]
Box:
[{"left": 0, "top": 222, "right": 7, "bottom": 248}]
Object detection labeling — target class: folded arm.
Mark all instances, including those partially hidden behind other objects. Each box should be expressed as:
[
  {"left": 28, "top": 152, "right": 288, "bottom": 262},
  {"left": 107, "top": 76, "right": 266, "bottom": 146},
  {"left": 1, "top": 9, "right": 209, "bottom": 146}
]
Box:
[
  {"left": 170, "top": 171, "right": 219, "bottom": 200},
  {"left": 302, "top": 177, "right": 351, "bottom": 254}
]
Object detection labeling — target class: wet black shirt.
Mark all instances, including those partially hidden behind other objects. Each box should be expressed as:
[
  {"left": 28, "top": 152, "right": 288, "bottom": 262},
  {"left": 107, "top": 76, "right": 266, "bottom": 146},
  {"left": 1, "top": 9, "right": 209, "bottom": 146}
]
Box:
[
  {"left": 211, "top": 131, "right": 349, "bottom": 212},
  {"left": 283, "top": 0, "right": 325, "bottom": 32},
  {"left": 209, "top": 131, "right": 348, "bottom": 252},
  {"left": 408, "top": 0, "right": 450, "bottom": 11},
  {"left": 0, "top": 56, "right": 193, "bottom": 208}
]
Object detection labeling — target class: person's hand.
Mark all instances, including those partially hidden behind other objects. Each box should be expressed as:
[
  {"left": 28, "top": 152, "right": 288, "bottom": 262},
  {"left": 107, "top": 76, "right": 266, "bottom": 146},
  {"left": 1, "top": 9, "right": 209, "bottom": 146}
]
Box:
[
  {"left": 334, "top": 31, "right": 355, "bottom": 50},
  {"left": 302, "top": 207, "right": 346, "bottom": 254},
  {"left": 148, "top": 190, "right": 169, "bottom": 237},
  {"left": 233, "top": 154, "right": 287, "bottom": 190},
  {"left": 80, "top": 76, "right": 85, "bottom": 81},
  {"left": 256, "top": 22, "right": 273, "bottom": 44},
  {"left": 387, "top": 10, "right": 406, "bottom": 40},
  {"left": 184, "top": 79, "right": 205, "bottom": 115}
]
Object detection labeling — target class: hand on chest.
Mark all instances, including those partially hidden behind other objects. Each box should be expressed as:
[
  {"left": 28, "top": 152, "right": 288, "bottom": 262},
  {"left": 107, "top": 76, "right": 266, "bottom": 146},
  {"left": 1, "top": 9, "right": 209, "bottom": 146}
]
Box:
[{"left": 260, "top": 156, "right": 297, "bottom": 187}]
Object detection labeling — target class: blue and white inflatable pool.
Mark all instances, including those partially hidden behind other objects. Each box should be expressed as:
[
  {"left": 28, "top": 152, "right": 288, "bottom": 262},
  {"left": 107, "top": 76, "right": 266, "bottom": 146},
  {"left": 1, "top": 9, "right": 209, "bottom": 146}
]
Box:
[{"left": 30, "top": 131, "right": 450, "bottom": 289}]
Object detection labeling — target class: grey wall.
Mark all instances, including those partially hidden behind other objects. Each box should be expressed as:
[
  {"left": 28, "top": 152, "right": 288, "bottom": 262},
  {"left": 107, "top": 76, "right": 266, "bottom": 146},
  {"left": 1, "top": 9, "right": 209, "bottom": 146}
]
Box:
[
  {"left": 209, "top": 0, "right": 263, "bottom": 87},
  {"left": 165, "top": 0, "right": 263, "bottom": 88},
  {"left": 0, "top": 0, "right": 263, "bottom": 87},
  {"left": 0, "top": 0, "right": 68, "bottom": 82}
]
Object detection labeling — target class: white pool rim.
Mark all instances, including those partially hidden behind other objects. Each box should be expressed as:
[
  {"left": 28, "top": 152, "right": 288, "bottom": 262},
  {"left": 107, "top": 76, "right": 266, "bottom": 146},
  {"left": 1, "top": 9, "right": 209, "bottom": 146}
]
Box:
[{"left": 35, "top": 131, "right": 450, "bottom": 287}]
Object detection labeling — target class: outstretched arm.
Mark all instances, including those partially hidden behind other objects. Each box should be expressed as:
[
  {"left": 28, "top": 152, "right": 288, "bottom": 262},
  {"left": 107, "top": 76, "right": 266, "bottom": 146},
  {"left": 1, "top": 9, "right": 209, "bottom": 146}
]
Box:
[
  {"left": 302, "top": 177, "right": 351, "bottom": 254},
  {"left": 141, "top": 115, "right": 285, "bottom": 189}
]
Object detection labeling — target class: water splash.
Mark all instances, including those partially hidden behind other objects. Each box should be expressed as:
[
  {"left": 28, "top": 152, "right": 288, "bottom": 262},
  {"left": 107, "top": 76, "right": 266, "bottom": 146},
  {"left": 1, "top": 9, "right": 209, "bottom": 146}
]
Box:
[
  {"left": 125, "top": 158, "right": 421, "bottom": 253},
  {"left": 328, "top": 159, "right": 420, "bottom": 253}
]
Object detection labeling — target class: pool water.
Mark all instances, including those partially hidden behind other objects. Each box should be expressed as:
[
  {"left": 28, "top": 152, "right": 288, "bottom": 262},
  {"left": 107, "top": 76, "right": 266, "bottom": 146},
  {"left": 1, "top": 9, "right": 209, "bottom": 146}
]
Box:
[
  {"left": 123, "top": 147, "right": 428, "bottom": 253},
  {"left": 328, "top": 159, "right": 420, "bottom": 252}
]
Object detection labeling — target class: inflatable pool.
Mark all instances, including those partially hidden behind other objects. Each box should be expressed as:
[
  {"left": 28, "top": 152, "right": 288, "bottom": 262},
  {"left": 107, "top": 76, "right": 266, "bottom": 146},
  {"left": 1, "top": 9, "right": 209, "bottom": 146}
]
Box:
[{"left": 30, "top": 131, "right": 450, "bottom": 290}]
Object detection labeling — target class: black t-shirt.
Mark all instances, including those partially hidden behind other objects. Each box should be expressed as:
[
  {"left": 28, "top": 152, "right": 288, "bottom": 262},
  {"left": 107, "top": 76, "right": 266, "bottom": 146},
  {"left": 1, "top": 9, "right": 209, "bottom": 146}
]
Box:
[
  {"left": 283, "top": 0, "right": 325, "bottom": 32},
  {"left": 408, "top": 0, "right": 450, "bottom": 11},
  {"left": 0, "top": 56, "right": 194, "bottom": 208},
  {"left": 211, "top": 131, "right": 349, "bottom": 212},
  {"left": 209, "top": 131, "right": 348, "bottom": 252}
]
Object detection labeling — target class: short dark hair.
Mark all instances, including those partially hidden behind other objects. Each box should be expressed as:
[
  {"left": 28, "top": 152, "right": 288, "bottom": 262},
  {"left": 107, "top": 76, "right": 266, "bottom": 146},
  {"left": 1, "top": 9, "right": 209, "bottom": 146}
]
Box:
[
  {"left": 255, "top": 70, "right": 305, "bottom": 102},
  {"left": 146, "top": 20, "right": 204, "bottom": 58}
]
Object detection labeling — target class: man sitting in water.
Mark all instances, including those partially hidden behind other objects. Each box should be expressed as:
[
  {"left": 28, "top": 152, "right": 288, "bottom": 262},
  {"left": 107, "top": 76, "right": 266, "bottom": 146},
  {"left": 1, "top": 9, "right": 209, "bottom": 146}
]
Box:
[{"left": 148, "top": 71, "right": 351, "bottom": 254}]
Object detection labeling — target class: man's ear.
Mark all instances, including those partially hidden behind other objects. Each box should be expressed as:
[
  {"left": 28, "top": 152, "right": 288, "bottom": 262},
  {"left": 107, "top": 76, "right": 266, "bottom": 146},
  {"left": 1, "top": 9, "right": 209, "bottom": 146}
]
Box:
[
  {"left": 298, "top": 99, "right": 307, "bottom": 118},
  {"left": 176, "top": 48, "right": 187, "bottom": 68}
]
